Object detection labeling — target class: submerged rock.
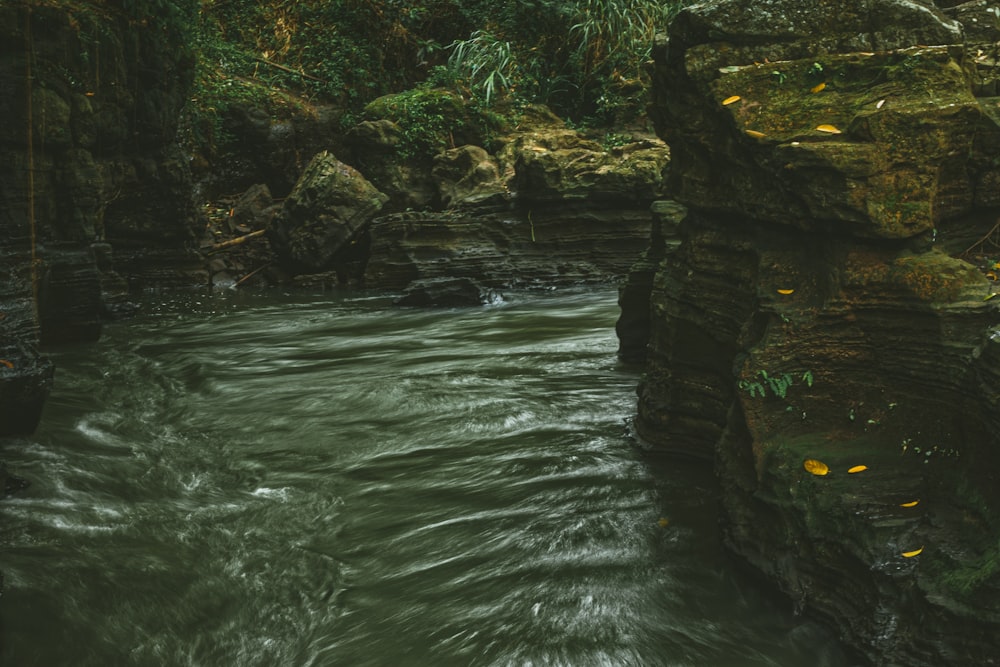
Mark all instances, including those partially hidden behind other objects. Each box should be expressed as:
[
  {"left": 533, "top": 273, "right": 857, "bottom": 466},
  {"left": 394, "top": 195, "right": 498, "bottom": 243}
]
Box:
[
  {"left": 0, "top": 343, "right": 54, "bottom": 437},
  {"left": 625, "top": 0, "right": 1000, "bottom": 664},
  {"left": 394, "top": 277, "right": 500, "bottom": 307}
]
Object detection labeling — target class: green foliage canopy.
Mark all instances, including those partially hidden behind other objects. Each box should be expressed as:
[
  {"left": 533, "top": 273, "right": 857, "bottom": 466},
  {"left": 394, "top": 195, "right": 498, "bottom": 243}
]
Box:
[{"left": 192, "top": 0, "right": 691, "bottom": 123}]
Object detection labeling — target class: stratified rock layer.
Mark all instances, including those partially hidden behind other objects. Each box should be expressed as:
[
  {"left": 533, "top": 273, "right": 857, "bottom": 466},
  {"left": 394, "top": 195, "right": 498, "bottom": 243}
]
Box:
[
  {"left": 0, "top": 2, "right": 199, "bottom": 434},
  {"left": 364, "top": 131, "right": 669, "bottom": 291},
  {"left": 626, "top": 0, "right": 1000, "bottom": 663}
]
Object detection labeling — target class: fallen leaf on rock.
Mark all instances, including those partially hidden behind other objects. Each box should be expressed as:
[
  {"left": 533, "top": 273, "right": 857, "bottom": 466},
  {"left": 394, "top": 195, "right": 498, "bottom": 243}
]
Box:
[
  {"left": 900, "top": 500, "right": 920, "bottom": 508},
  {"left": 815, "top": 124, "right": 842, "bottom": 134},
  {"left": 876, "top": 99, "right": 886, "bottom": 109},
  {"left": 0, "top": 359, "right": 12, "bottom": 369},
  {"left": 848, "top": 465, "right": 868, "bottom": 474},
  {"left": 723, "top": 95, "right": 741, "bottom": 105},
  {"left": 901, "top": 546, "right": 924, "bottom": 558},
  {"left": 745, "top": 129, "right": 766, "bottom": 139},
  {"left": 803, "top": 459, "right": 830, "bottom": 476},
  {"left": 658, "top": 517, "right": 670, "bottom": 528},
  {"left": 987, "top": 271, "right": 998, "bottom": 281},
  {"left": 776, "top": 288, "right": 795, "bottom": 295},
  {"left": 985, "top": 293, "right": 998, "bottom": 301},
  {"left": 810, "top": 82, "right": 826, "bottom": 93}
]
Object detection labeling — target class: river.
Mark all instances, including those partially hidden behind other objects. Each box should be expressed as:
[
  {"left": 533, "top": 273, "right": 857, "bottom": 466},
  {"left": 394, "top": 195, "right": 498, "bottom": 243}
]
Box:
[{"left": 0, "top": 288, "right": 851, "bottom": 666}]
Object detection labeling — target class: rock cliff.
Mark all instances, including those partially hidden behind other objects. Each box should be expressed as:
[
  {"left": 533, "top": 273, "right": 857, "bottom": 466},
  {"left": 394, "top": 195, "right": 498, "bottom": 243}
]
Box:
[
  {"left": 0, "top": 1, "right": 199, "bottom": 435},
  {"left": 622, "top": 0, "right": 1000, "bottom": 663},
  {"left": 363, "top": 129, "right": 668, "bottom": 292}
]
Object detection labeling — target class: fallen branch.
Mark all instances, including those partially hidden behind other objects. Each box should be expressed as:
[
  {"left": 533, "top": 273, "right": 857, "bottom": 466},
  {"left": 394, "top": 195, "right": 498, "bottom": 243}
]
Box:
[
  {"left": 206, "top": 229, "right": 266, "bottom": 253},
  {"left": 254, "top": 57, "right": 327, "bottom": 83},
  {"left": 962, "top": 218, "right": 1000, "bottom": 257},
  {"left": 234, "top": 263, "right": 272, "bottom": 288}
]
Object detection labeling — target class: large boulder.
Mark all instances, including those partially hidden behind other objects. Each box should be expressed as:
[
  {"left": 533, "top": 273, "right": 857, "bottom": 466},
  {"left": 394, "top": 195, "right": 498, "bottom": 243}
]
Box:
[
  {"left": 502, "top": 130, "right": 669, "bottom": 206},
  {"left": 268, "top": 151, "right": 388, "bottom": 274}
]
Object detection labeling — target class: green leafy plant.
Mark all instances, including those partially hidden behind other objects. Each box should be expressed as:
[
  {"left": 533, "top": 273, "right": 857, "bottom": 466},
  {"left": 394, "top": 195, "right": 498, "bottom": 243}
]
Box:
[
  {"left": 740, "top": 369, "right": 814, "bottom": 399},
  {"left": 447, "top": 30, "right": 515, "bottom": 105}
]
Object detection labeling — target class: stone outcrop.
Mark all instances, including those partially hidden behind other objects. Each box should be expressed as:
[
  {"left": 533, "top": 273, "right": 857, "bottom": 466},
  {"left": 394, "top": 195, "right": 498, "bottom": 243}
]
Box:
[
  {"left": 0, "top": 1, "right": 199, "bottom": 434},
  {"left": 362, "top": 127, "right": 669, "bottom": 292},
  {"left": 622, "top": 0, "right": 1000, "bottom": 664},
  {"left": 264, "top": 102, "right": 670, "bottom": 292}
]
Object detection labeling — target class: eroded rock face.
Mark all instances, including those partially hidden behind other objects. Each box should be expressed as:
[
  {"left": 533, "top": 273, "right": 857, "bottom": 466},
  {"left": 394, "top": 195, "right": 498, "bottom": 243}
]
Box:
[
  {"left": 615, "top": 200, "right": 685, "bottom": 364},
  {"left": 432, "top": 145, "right": 506, "bottom": 209},
  {"left": 364, "top": 204, "right": 654, "bottom": 291},
  {"left": 627, "top": 0, "right": 1000, "bottom": 663}
]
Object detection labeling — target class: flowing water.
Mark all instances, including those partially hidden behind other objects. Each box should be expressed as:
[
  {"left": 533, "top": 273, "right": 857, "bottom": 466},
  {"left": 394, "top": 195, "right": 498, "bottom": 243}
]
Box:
[{"left": 0, "top": 288, "right": 851, "bottom": 666}]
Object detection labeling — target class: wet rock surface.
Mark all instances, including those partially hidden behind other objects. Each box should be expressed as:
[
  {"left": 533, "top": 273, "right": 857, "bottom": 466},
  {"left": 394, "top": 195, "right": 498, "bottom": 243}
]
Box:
[{"left": 623, "top": 0, "right": 1000, "bottom": 663}]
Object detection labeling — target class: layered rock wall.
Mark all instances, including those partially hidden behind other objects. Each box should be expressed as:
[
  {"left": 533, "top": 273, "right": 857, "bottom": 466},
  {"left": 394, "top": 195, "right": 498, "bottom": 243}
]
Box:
[
  {"left": 0, "top": 2, "right": 199, "bottom": 435},
  {"left": 624, "top": 0, "right": 1000, "bottom": 663}
]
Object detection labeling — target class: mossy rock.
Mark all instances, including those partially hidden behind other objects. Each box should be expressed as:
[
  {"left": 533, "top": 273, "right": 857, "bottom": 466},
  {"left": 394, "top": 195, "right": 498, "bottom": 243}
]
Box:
[
  {"left": 706, "top": 47, "right": 987, "bottom": 238},
  {"left": 362, "top": 88, "right": 502, "bottom": 162}
]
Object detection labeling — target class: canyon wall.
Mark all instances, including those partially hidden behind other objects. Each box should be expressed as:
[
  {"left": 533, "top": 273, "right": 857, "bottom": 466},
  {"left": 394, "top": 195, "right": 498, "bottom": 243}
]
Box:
[
  {"left": 0, "top": 1, "right": 200, "bottom": 435},
  {"left": 621, "top": 0, "right": 1000, "bottom": 663}
]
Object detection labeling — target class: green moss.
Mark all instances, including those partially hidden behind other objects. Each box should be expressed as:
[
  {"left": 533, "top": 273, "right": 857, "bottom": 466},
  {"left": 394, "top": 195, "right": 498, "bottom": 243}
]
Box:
[
  {"left": 712, "top": 47, "right": 974, "bottom": 143},
  {"left": 362, "top": 87, "right": 505, "bottom": 160}
]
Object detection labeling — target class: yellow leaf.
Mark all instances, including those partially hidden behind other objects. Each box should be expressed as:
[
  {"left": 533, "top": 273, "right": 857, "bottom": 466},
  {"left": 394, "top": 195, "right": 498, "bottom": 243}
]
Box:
[
  {"left": 816, "top": 124, "right": 842, "bottom": 134},
  {"left": 723, "top": 95, "right": 741, "bottom": 105},
  {"left": 0, "top": 359, "right": 12, "bottom": 369},
  {"left": 776, "top": 288, "right": 795, "bottom": 295},
  {"left": 745, "top": 129, "right": 766, "bottom": 139},
  {"left": 847, "top": 465, "right": 868, "bottom": 474},
  {"left": 900, "top": 500, "right": 920, "bottom": 508},
  {"left": 987, "top": 272, "right": 998, "bottom": 281},
  {"left": 803, "top": 459, "right": 830, "bottom": 476},
  {"left": 901, "top": 546, "right": 924, "bottom": 558},
  {"left": 986, "top": 293, "right": 998, "bottom": 301},
  {"left": 657, "top": 517, "right": 670, "bottom": 528},
  {"left": 810, "top": 82, "right": 826, "bottom": 94}
]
